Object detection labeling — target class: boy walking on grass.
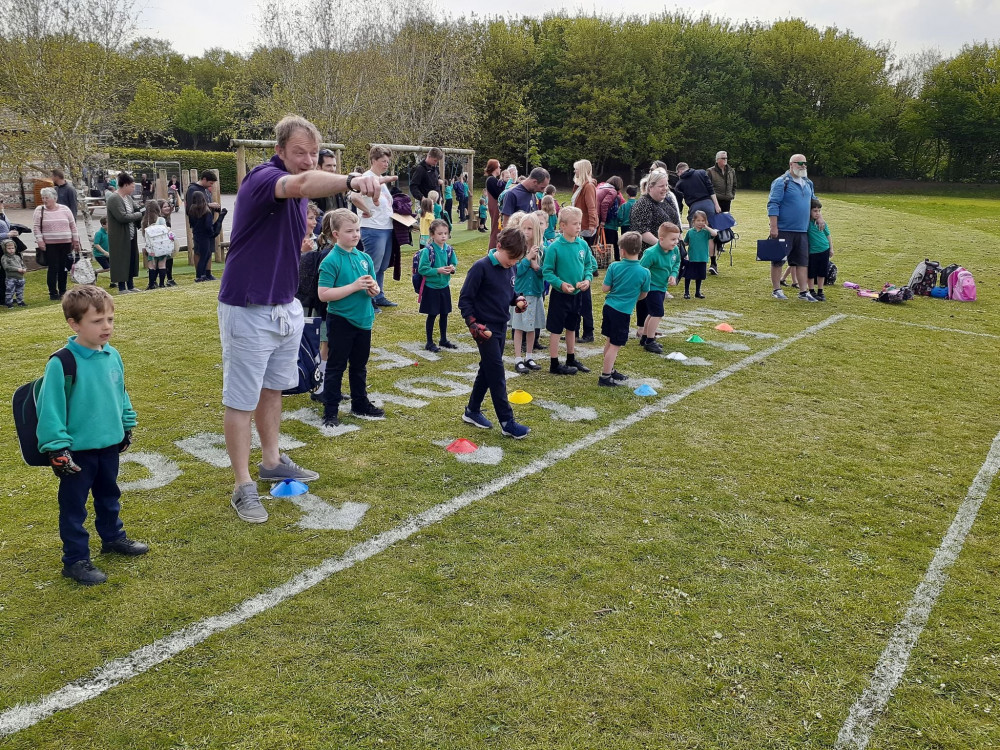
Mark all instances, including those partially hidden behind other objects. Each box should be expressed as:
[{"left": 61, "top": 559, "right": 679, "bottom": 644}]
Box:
[
  {"left": 36, "top": 286, "right": 147, "bottom": 585},
  {"left": 638, "top": 222, "right": 681, "bottom": 354},
  {"left": 599, "top": 231, "right": 650, "bottom": 387},
  {"left": 542, "top": 206, "right": 597, "bottom": 375},
  {"left": 459, "top": 227, "right": 531, "bottom": 439}
]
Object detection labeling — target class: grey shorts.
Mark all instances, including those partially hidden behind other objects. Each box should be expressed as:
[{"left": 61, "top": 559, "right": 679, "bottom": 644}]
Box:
[
  {"left": 218, "top": 300, "right": 304, "bottom": 411},
  {"left": 775, "top": 231, "right": 809, "bottom": 267}
]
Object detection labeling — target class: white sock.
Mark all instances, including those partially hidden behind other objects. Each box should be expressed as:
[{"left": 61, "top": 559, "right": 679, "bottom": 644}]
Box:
[{"left": 515, "top": 356, "right": 523, "bottom": 363}]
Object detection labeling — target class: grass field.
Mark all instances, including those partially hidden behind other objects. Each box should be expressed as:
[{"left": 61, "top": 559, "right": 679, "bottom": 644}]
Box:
[{"left": 1, "top": 190, "right": 999, "bottom": 749}]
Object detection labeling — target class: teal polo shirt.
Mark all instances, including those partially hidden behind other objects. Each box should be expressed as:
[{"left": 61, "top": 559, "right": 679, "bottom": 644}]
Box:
[
  {"left": 318, "top": 244, "right": 377, "bottom": 330},
  {"left": 603, "top": 259, "right": 650, "bottom": 315}
]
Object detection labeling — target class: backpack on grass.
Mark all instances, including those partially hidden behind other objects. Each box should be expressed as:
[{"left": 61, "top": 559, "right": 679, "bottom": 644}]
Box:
[
  {"left": 908, "top": 259, "right": 940, "bottom": 296},
  {"left": 877, "top": 284, "right": 914, "bottom": 304},
  {"left": 947, "top": 267, "right": 977, "bottom": 301},
  {"left": 939, "top": 263, "right": 960, "bottom": 288},
  {"left": 12, "top": 349, "right": 76, "bottom": 466},
  {"left": 825, "top": 262, "right": 838, "bottom": 286}
]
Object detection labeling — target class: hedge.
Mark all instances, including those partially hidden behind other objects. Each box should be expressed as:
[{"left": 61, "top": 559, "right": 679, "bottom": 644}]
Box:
[{"left": 107, "top": 148, "right": 240, "bottom": 192}]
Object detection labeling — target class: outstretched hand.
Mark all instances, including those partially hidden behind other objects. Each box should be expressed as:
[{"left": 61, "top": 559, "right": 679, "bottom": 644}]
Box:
[{"left": 350, "top": 174, "right": 398, "bottom": 206}]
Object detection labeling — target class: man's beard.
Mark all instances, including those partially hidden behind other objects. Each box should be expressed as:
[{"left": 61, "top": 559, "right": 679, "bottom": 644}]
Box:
[{"left": 792, "top": 166, "right": 808, "bottom": 179}]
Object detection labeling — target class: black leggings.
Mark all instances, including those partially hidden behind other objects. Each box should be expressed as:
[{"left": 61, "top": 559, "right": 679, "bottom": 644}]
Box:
[
  {"left": 426, "top": 314, "right": 449, "bottom": 343},
  {"left": 45, "top": 243, "right": 71, "bottom": 297}
]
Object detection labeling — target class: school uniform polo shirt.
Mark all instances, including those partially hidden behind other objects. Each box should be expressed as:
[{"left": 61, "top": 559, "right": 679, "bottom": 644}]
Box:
[
  {"left": 318, "top": 245, "right": 377, "bottom": 330},
  {"left": 603, "top": 259, "right": 651, "bottom": 315},
  {"left": 640, "top": 246, "right": 675, "bottom": 292}
]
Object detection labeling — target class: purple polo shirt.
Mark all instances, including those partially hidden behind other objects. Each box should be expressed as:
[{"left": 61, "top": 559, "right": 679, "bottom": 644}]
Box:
[{"left": 218, "top": 154, "right": 305, "bottom": 306}]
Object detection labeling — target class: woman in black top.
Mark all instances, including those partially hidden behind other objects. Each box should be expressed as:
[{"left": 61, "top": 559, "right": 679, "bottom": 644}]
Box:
[
  {"left": 484, "top": 159, "right": 503, "bottom": 248},
  {"left": 629, "top": 170, "right": 680, "bottom": 248}
]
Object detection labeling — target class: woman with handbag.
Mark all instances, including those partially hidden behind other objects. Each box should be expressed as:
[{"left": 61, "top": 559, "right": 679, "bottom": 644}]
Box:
[
  {"left": 33, "top": 187, "right": 80, "bottom": 300},
  {"left": 105, "top": 172, "right": 145, "bottom": 293}
]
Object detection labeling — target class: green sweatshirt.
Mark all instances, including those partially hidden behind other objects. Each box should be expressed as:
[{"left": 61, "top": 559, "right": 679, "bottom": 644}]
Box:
[
  {"left": 418, "top": 242, "right": 458, "bottom": 289},
  {"left": 36, "top": 336, "right": 136, "bottom": 453},
  {"left": 542, "top": 234, "right": 597, "bottom": 293},
  {"left": 641, "top": 244, "right": 680, "bottom": 291}
]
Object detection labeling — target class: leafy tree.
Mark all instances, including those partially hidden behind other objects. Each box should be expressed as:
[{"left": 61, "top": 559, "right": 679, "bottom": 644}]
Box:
[
  {"left": 172, "top": 84, "right": 226, "bottom": 148},
  {"left": 122, "top": 79, "right": 176, "bottom": 147}
]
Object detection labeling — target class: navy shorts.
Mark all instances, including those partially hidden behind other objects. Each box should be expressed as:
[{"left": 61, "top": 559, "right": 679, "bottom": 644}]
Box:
[
  {"left": 808, "top": 250, "right": 830, "bottom": 280},
  {"left": 775, "top": 231, "right": 809, "bottom": 267},
  {"left": 546, "top": 290, "right": 582, "bottom": 334},
  {"left": 601, "top": 305, "right": 630, "bottom": 346},
  {"left": 644, "top": 290, "right": 666, "bottom": 318}
]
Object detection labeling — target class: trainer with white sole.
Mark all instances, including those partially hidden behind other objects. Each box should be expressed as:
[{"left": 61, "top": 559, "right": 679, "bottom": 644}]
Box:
[{"left": 218, "top": 115, "right": 395, "bottom": 523}]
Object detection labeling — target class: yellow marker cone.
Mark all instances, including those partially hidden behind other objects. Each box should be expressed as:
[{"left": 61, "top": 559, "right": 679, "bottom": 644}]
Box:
[{"left": 508, "top": 389, "right": 533, "bottom": 404}]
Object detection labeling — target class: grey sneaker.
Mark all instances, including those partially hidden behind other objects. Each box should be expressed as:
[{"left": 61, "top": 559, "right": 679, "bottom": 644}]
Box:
[
  {"left": 231, "top": 482, "right": 268, "bottom": 523},
  {"left": 258, "top": 453, "right": 320, "bottom": 483},
  {"left": 772, "top": 289, "right": 788, "bottom": 300}
]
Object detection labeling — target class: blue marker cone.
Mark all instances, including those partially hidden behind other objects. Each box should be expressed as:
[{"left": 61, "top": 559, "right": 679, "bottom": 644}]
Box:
[
  {"left": 270, "top": 478, "right": 309, "bottom": 496},
  {"left": 633, "top": 383, "right": 657, "bottom": 396}
]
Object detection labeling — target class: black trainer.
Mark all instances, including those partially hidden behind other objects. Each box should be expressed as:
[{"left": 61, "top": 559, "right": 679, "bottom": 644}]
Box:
[
  {"left": 102, "top": 536, "right": 149, "bottom": 556},
  {"left": 62, "top": 560, "right": 108, "bottom": 585},
  {"left": 598, "top": 374, "right": 623, "bottom": 387},
  {"left": 550, "top": 362, "right": 578, "bottom": 375},
  {"left": 351, "top": 402, "right": 386, "bottom": 420},
  {"left": 569, "top": 359, "right": 590, "bottom": 373},
  {"left": 643, "top": 340, "right": 664, "bottom": 354},
  {"left": 610, "top": 370, "right": 628, "bottom": 381},
  {"left": 578, "top": 334, "right": 595, "bottom": 343},
  {"left": 439, "top": 339, "right": 458, "bottom": 349},
  {"left": 424, "top": 342, "right": 441, "bottom": 353},
  {"left": 323, "top": 413, "right": 341, "bottom": 427}
]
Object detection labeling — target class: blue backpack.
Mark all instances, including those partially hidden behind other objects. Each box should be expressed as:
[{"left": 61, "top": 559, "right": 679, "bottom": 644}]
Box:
[
  {"left": 13, "top": 348, "right": 76, "bottom": 466},
  {"left": 282, "top": 317, "right": 323, "bottom": 395},
  {"left": 412, "top": 244, "right": 436, "bottom": 293}
]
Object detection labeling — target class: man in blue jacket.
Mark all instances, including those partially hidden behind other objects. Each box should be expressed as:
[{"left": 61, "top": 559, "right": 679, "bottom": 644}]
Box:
[{"left": 767, "top": 154, "right": 819, "bottom": 302}]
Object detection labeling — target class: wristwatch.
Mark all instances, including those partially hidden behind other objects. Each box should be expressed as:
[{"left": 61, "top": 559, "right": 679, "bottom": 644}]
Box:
[{"left": 346, "top": 173, "right": 358, "bottom": 192}]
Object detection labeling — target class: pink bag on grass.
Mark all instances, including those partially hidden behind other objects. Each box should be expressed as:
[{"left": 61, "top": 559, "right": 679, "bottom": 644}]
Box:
[{"left": 947, "top": 267, "right": 977, "bottom": 301}]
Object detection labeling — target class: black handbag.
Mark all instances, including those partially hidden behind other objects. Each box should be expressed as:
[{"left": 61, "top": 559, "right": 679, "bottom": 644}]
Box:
[{"left": 35, "top": 208, "right": 48, "bottom": 266}]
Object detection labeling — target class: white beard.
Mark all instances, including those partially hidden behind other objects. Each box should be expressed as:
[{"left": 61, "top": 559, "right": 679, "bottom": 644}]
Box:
[{"left": 792, "top": 166, "right": 808, "bottom": 179}]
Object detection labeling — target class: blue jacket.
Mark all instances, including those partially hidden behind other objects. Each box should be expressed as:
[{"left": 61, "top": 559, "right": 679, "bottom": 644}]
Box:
[
  {"left": 458, "top": 251, "right": 517, "bottom": 325},
  {"left": 767, "top": 172, "right": 816, "bottom": 233}
]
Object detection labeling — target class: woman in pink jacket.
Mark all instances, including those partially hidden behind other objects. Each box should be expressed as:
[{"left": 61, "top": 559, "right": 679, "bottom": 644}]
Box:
[{"left": 33, "top": 186, "right": 80, "bottom": 300}]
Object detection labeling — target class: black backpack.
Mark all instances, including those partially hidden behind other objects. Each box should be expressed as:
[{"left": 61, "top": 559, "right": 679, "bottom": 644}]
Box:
[
  {"left": 13, "top": 349, "right": 76, "bottom": 466},
  {"left": 296, "top": 247, "right": 330, "bottom": 316}
]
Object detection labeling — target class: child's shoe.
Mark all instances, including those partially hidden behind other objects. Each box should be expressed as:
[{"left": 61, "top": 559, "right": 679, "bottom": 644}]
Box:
[
  {"left": 62, "top": 559, "right": 107, "bottom": 585},
  {"left": 664, "top": 291, "right": 674, "bottom": 299},
  {"left": 424, "top": 342, "right": 441, "bottom": 353},
  {"left": 463, "top": 408, "right": 493, "bottom": 429},
  {"left": 610, "top": 370, "right": 628, "bottom": 381},
  {"left": 683, "top": 293, "right": 691, "bottom": 299},
  {"left": 500, "top": 419, "right": 530, "bottom": 439},
  {"left": 514, "top": 361, "right": 529, "bottom": 374},
  {"left": 17, "top": 301, "right": 26, "bottom": 307},
  {"left": 439, "top": 339, "right": 458, "bottom": 349},
  {"left": 524, "top": 358, "right": 542, "bottom": 371},
  {"left": 550, "top": 361, "right": 578, "bottom": 375},
  {"left": 815, "top": 289, "right": 826, "bottom": 301},
  {"left": 695, "top": 292, "right": 706, "bottom": 299},
  {"left": 323, "top": 414, "right": 341, "bottom": 427},
  {"left": 5, "top": 303, "right": 12, "bottom": 309},
  {"left": 351, "top": 402, "right": 386, "bottom": 420},
  {"left": 567, "top": 357, "right": 590, "bottom": 373},
  {"left": 101, "top": 535, "right": 149, "bottom": 556},
  {"left": 578, "top": 333, "right": 595, "bottom": 343},
  {"left": 166, "top": 279, "right": 178, "bottom": 287},
  {"left": 258, "top": 454, "right": 320, "bottom": 483},
  {"left": 598, "top": 373, "right": 623, "bottom": 387},
  {"left": 643, "top": 340, "right": 663, "bottom": 354}
]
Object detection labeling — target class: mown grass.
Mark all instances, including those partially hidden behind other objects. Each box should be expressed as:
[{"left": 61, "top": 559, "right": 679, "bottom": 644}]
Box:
[{"left": 1, "top": 191, "right": 998, "bottom": 748}]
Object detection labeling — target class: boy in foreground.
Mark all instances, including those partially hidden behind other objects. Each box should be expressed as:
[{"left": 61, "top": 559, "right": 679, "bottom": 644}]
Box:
[
  {"left": 459, "top": 227, "right": 531, "bottom": 438},
  {"left": 36, "top": 286, "right": 147, "bottom": 585},
  {"left": 599, "top": 231, "right": 650, "bottom": 386}
]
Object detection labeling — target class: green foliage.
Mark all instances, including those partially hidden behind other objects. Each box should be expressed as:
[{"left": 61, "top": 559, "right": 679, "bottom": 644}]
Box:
[
  {"left": 107, "top": 147, "right": 239, "bottom": 191},
  {"left": 121, "top": 79, "right": 176, "bottom": 146},
  {"left": 172, "top": 84, "right": 228, "bottom": 149}
]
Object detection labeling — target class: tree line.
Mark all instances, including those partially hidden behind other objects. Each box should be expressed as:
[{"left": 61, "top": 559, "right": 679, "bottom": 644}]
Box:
[{"left": 1, "top": 0, "right": 997, "bottom": 186}]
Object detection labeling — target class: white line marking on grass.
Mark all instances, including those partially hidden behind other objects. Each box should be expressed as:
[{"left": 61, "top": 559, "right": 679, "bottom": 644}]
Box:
[
  {"left": 0, "top": 313, "right": 845, "bottom": 739},
  {"left": 534, "top": 400, "right": 599, "bottom": 422},
  {"left": 850, "top": 314, "right": 1000, "bottom": 340},
  {"left": 118, "top": 453, "right": 181, "bottom": 492},
  {"left": 273, "top": 494, "right": 369, "bottom": 531},
  {"left": 834, "top": 430, "right": 1000, "bottom": 750}
]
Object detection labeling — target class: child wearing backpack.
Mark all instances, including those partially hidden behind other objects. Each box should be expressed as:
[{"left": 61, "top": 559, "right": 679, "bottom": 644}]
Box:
[
  {"left": 317, "top": 209, "right": 384, "bottom": 427},
  {"left": 807, "top": 199, "right": 833, "bottom": 301},
  {"left": 541, "top": 195, "right": 558, "bottom": 243},
  {"left": 419, "top": 197, "right": 434, "bottom": 248},
  {"left": 141, "top": 202, "right": 173, "bottom": 290},
  {"left": 35, "top": 285, "right": 147, "bottom": 585},
  {"left": 418, "top": 219, "right": 458, "bottom": 352}
]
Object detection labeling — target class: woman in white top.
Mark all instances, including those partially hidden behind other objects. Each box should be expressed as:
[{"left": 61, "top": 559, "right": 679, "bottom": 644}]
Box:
[{"left": 351, "top": 145, "right": 396, "bottom": 308}]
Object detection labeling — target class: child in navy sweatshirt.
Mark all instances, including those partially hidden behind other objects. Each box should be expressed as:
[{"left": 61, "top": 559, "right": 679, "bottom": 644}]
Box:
[{"left": 457, "top": 227, "right": 530, "bottom": 439}]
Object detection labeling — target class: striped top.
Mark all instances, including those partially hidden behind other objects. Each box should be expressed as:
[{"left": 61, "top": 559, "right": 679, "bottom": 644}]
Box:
[{"left": 33, "top": 203, "right": 80, "bottom": 246}]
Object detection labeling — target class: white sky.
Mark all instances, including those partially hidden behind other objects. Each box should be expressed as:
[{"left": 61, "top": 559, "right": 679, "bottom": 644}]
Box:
[{"left": 141, "top": 0, "right": 999, "bottom": 60}]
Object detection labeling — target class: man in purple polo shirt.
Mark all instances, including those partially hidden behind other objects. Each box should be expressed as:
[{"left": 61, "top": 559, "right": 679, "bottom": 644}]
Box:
[
  {"left": 219, "top": 115, "right": 394, "bottom": 523},
  {"left": 500, "top": 167, "right": 550, "bottom": 222}
]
